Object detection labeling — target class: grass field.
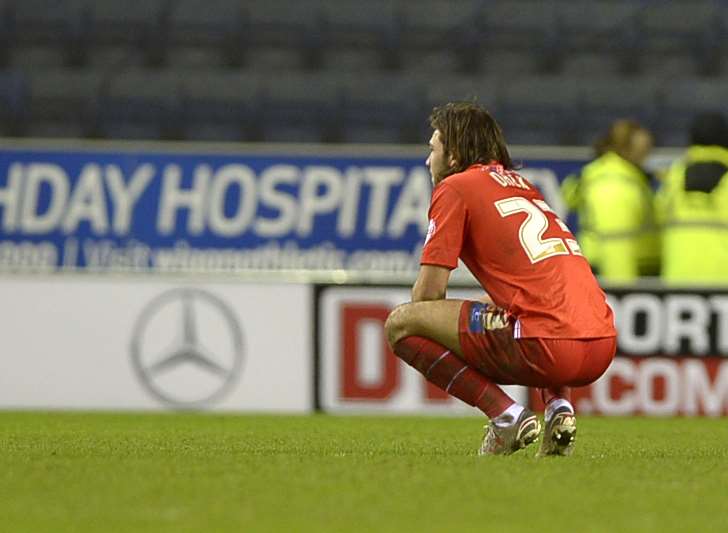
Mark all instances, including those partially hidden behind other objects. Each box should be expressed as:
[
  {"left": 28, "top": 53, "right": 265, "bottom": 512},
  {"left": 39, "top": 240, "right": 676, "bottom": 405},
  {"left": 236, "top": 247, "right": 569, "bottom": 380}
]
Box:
[{"left": 1, "top": 412, "right": 727, "bottom": 533}]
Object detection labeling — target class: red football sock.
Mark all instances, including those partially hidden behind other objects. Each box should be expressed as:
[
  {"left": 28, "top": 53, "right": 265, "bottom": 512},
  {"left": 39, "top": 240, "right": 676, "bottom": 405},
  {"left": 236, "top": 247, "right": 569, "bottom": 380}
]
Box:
[
  {"left": 393, "top": 336, "right": 514, "bottom": 418},
  {"left": 540, "top": 387, "right": 572, "bottom": 406}
]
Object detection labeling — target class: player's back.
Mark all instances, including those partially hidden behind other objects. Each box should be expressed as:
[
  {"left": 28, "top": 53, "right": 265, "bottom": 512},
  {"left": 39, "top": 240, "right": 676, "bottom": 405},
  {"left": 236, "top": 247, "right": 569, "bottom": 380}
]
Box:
[{"left": 445, "top": 163, "right": 615, "bottom": 339}]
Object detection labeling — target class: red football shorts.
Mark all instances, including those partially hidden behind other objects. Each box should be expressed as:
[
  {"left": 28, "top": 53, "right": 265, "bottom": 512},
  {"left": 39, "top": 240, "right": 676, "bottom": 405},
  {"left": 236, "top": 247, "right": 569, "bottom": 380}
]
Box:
[{"left": 458, "top": 301, "right": 616, "bottom": 388}]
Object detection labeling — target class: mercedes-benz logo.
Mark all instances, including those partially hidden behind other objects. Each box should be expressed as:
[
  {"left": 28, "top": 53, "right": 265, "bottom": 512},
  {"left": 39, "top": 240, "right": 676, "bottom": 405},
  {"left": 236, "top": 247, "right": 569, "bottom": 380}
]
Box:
[{"left": 130, "top": 288, "right": 244, "bottom": 409}]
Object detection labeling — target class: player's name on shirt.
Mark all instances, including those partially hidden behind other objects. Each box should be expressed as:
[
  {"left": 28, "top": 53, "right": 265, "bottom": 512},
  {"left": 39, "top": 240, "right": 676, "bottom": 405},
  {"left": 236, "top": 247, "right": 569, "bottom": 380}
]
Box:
[{"left": 487, "top": 168, "right": 531, "bottom": 191}]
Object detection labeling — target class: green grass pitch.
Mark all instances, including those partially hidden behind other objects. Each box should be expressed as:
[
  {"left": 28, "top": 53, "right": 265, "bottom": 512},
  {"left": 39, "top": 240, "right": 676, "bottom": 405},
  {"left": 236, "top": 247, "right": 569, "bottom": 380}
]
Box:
[{"left": 1, "top": 412, "right": 727, "bottom": 533}]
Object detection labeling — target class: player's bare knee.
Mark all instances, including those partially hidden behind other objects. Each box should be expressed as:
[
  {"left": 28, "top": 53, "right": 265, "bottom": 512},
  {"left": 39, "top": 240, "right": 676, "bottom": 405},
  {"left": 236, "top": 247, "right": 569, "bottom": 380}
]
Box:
[{"left": 385, "top": 304, "right": 412, "bottom": 347}]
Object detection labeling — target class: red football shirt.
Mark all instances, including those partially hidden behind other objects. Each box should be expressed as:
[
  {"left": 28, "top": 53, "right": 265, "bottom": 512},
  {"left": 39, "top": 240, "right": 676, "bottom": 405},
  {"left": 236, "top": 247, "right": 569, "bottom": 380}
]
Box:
[{"left": 421, "top": 163, "right": 616, "bottom": 339}]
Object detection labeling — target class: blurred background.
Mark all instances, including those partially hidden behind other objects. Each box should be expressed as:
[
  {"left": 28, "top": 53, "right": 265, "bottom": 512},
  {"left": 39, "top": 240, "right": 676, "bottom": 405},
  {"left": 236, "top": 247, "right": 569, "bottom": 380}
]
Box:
[
  {"left": 1, "top": 0, "right": 726, "bottom": 145},
  {"left": 0, "top": 0, "right": 727, "bottom": 417}
]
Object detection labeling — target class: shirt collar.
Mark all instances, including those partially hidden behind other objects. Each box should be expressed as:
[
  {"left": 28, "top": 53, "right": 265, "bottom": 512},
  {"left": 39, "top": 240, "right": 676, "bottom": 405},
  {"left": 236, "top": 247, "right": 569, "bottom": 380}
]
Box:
[{"left": 468, "top": 161, "right": 503, "bottom": 172}]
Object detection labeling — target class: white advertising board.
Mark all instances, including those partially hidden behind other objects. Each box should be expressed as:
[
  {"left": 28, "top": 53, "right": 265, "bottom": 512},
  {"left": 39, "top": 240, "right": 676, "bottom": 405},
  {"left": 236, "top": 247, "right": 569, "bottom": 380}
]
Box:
[
  {"left": 574, "top": 357, "right": 728, "bottom": 416},
  {"left": 0, "top": 277, "right": 312, "bottom": 412},
  {"left": 318, "top": 286, "right": 527, "bottom": 414}
]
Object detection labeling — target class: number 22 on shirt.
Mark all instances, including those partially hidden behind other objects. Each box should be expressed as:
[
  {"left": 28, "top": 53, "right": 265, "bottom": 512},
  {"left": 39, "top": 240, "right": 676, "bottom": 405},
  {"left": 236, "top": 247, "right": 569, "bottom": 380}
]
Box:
[{"left": 495, "top": 197, "right": 582, "bottom": 263}]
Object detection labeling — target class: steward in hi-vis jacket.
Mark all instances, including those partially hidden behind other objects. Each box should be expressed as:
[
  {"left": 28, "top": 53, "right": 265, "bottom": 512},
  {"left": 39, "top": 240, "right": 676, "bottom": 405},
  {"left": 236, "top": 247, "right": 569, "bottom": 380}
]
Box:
[
  {"left": 562, "top": 119, "right": 659, "bottom": 283},
  {"left": 656, "top": 112, "right": 728, "bottom": 285}
]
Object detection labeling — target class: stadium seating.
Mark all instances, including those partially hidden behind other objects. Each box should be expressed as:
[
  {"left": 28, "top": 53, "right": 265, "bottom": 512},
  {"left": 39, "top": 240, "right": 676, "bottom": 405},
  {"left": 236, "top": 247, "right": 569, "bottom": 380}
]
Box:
[
  {"left": 25, "top": 67, "right": 101, "bottom": 138},
  {"left": 182, "top": 70, "right": 262, "bottom": 142},
  {"left": 0, "top": 0, "right": 726, "bottom": 145},
  {"left": 168, "top": 0, "right": 248, "bottom": 69},
  {"left": 0, "top": 69, "right": 28, "bottom": 136}
]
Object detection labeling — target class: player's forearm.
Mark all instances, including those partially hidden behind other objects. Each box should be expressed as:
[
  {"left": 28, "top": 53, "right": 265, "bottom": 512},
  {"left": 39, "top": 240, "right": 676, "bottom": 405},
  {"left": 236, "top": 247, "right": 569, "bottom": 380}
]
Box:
[
  {"left": 411, "top": 265, "right": 451, "bottom": 302},
  {"left": 411, "top": 280, "right": 446, "bottom": 302}
]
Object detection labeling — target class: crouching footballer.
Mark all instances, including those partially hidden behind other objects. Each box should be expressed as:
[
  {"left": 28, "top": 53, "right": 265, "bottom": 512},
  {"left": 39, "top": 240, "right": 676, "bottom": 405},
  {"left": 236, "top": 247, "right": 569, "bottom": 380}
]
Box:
[{"left": 385, "top": 102, "right": 617, "bottom": 456}]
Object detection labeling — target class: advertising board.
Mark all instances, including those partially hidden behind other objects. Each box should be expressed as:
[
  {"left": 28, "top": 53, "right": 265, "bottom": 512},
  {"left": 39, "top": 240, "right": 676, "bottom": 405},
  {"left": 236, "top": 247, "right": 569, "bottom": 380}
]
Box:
[
  {"left": 0, "top": 142, "right": 582, "bottom": 276},
  {"left": 318, "top": 285, "right": 728, "bottom": 417},
  {"left": 0, "top": 277, "right": 312, "bottom": 411},
  {"left": 317, "top": 285, "right": 527, "bottom": 414}
]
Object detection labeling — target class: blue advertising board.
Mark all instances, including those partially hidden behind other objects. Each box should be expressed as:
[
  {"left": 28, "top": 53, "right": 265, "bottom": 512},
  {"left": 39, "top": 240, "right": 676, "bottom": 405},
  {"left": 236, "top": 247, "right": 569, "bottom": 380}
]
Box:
[{"left": 0, "top": 144, "right": 586, "bottom": 274}]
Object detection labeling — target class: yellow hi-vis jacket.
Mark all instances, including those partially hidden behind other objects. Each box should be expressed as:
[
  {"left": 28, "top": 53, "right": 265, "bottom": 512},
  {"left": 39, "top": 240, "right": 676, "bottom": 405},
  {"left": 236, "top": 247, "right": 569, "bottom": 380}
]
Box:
[
  {"left": 562, "top": 151, "right": 660, "bottom": 282},
  {"left": 656, "top": 145, "right": 728, "bottom": 285}
]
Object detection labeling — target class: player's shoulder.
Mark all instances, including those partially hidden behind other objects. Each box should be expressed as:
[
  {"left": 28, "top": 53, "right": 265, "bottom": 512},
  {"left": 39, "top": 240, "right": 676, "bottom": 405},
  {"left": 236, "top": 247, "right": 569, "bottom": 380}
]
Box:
[{"left": 445, "top": 164, "right": 495, "bottom": 190}]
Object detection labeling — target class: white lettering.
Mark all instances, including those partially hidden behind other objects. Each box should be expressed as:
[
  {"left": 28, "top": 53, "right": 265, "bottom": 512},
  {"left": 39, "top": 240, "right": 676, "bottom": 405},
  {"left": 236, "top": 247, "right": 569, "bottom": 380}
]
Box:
[
  {"left": 83, "top": 239, "right": 151, "bottom": 271},
  {"left": 297, "top": 166, "right": 343, "bottom": 237},
  {"left": 20, "top": 164, "right": 69, "bottom": 234},
  {"left": 62, "top": 164, "right": 108, "bottom": 234},
  {"left": 584, "top": 358, "right": 728, "bottom": 417},
  {"left": 489, "top": 170, "right": 531, "bottom": 190},
  {"left": 664, "top": 295, "right": 710, "bottom": 355},
  {"left": 0, "top": 239, "right": 57, "bottom": 271},
  {"left": 255, "top": 165, "right": 299, "bottom": 238},
  {"left": 387, "top": 167, "right": 430, "bottom": 238},
  {"left": 638, "top": 359, "right": 680, "bottom": 415},
  {"left": 62, "top": 236, "right": 78, "bottom": 268},
  {"left": 592, "top": 358, "right": 636, "bottom": 415},
  {"left": 337, "top": 167, "right": 362, "bottom": 238},
  {"left": 105, "top": 163, "right": 154, "bottom": 235},
  {"left": 519, "top": 168, "right": 566, "bottom": 219},
  {"left": 617, "top": 293, "right": 663, "bottom": 354},
  {"left": 710, "top": 296, "right": 728, "bottom": 354},
  {"left": 0, "top": 163, "right": 22, "bottom": 231},
  {"left": 683, "top": 359, "right": 728, "bottom": 416},
  {"left": 158, "top": 164, "right": 208, "bottom": 235},
  {"left": 208, "top": 164, "right": 257, "bottom": 236},
  {"left": 363, "top": 167, "right": 402, "bottom": 237},
  {"left": 489, "top": 171, "right": 509, "bottom": 187}
]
